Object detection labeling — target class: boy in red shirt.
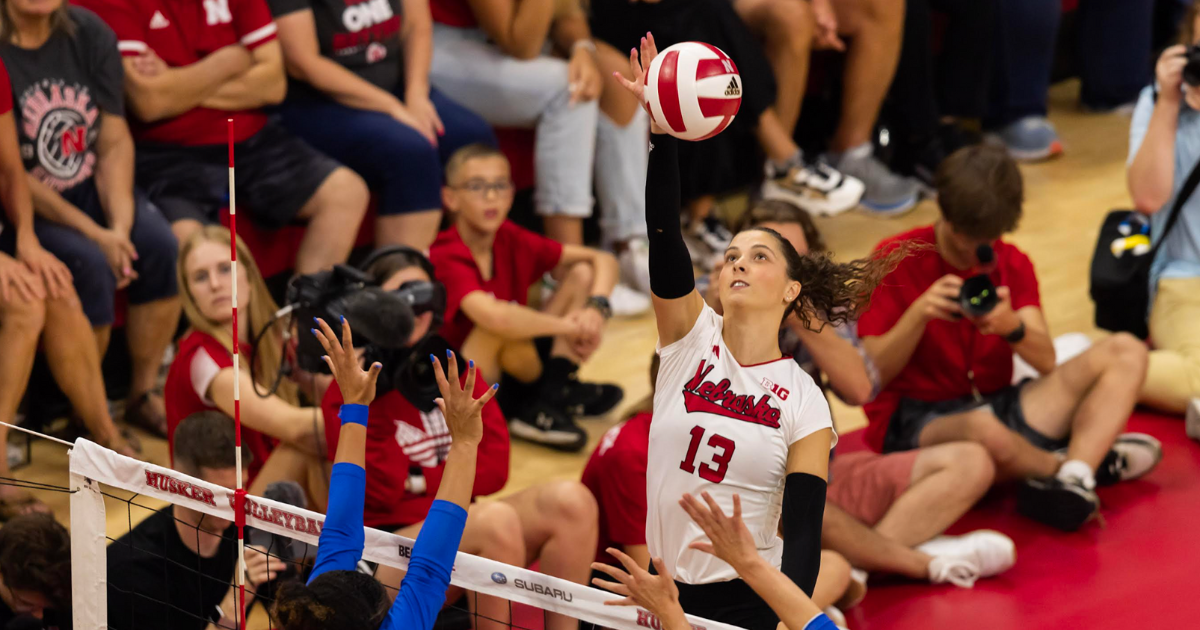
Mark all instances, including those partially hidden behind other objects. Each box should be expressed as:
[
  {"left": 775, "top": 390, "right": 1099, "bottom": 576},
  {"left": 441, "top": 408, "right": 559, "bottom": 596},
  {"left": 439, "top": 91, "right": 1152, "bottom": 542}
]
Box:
[
  {"left": 77, "top": 0, "right": 369, "bottom": 275},
  {"left": 859, "top": 144, "right": 1161, "bottom": 532},
  {"left": 431, "top": 144, "right": 624, "bottom": 452}
]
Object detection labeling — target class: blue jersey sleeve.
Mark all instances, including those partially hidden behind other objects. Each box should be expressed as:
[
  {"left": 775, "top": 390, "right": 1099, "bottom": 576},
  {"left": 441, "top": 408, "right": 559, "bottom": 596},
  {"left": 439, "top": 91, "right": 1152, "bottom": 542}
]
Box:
[
  {"left": 308, "top": 461, "right": 367, "bottom": 583},
  {"left": 379, "top": 500, "right": 468, "bottom": 630},
  {"left": 803, "top": 613, "right": 836, "bottom": 630}
]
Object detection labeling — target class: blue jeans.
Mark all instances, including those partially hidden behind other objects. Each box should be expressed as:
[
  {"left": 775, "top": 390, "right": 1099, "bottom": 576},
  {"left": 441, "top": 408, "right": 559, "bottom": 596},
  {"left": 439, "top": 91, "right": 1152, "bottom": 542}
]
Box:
[{"left": 277, "top": 88, "right": 496, "bottom": 216}]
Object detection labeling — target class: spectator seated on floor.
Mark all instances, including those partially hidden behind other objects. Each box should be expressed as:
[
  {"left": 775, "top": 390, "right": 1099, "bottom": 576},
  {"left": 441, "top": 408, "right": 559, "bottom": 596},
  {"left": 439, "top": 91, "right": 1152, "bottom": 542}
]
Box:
[
  {"left": 166, "top": 226, "right": 329, "bottom": 509},
  {"left": 730, "top": 0, "right": 921, "bottom": 215},
  {"left": 0, "top": 56, "right": 137, "bottom": 512},
  {"left": 859, "top": 144, "right": 1161, "bottom": 532},
  {"left": 320, "top": 245, "right": 600, "bottom": 630},
  {"left": 77, "top": 0, "right": 369, "bottom": 275},
  {"left": 700, "top": 199, "right": 1015, "bottom": 592},
  {"left": 0, "top": 513, "right": 71, "bottom": 629},
  {"left": 430, "top": 145, "right": 624, "bottom": 452},
  {"left": 1128, "top": 8, "right": 1200, "bottom": 420},
  {"left": 0, "top": 1, "right": 182, "bottom": 441},
  {"left": 107, "top": 411, "right": 281, "bottom": 630},
  {"left": 266, "top": 0, "right": 497, "bottom": 250},
  {"left": 428, "top": 0, "right": 654, "bottom": 312}
]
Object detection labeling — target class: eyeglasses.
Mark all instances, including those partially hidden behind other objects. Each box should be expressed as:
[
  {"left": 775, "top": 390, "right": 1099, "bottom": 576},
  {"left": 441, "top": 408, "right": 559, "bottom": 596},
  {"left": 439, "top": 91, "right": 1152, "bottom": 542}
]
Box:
[{"left": 455, "top": 180, "right": 514, "bottom": 197}]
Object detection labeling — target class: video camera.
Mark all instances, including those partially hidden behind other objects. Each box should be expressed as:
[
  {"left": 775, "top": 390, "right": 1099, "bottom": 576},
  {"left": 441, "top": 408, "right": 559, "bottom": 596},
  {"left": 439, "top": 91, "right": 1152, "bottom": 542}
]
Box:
[{"left": 959, "top": 244, "right": 998, "bottom": 317}]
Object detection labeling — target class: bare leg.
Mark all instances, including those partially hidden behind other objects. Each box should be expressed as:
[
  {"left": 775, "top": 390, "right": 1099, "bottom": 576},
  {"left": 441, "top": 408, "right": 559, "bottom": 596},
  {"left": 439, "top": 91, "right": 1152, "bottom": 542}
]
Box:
[
  {"left": 755, "top": 109, "right": 801, "bottom": 164},
  {"left": 376, "top": 210, "right": 443, "bottom": 252},
  {"left": 1019, "top": 333, "right": 1149, "bottom": 469},
  {"left": 294, "top": 167, "right": 369, "bottom": 274},
  {"left": 917, "top": 409, "right": 1060, "bottom": 481},
  {"left": 125, "top": 296, "right": 182, "bottom": 423},
  {"left": 0, "top": 295, "right": 47, "bottom": 511},
  {"left": 94, "top": 324, "right": 111, "bottom": 359},
  {"left": 812, "top": 550, "right": 851, "bottom": 610},
  {"left": 544, "top": 216, "right": 585, "bottom": 249},
  {"left": 822, "top": 502, "right": 929, "bottom": 580},
  {"left": 499, "top": 339, "right": 542, "bottom": 384},
  {"left": 42, "top": 291, "right": 127, "bottom": 452},
  {"left": 829, "top": 0, "right": 905, "bottom": 152},
  {"left": 544, "top": 261, "right": 593, "bottom": 364},
  {"left": 597, "top": 42, "right": 641, "bottom": 127},
  {"left": 381, "top": 501, "right": 527, "bottom": 630},
  {"left": 461, "top": 327, "right": 507, "bottom": 386},
  {"left": 735, "top": 0, "right": 815, "bottom": 135},
  {"left": 874, "top": 443, "right": 995, "bottom": 547},
  {"left": 501, "top": 481, "right": 599, "bottom": 630}
]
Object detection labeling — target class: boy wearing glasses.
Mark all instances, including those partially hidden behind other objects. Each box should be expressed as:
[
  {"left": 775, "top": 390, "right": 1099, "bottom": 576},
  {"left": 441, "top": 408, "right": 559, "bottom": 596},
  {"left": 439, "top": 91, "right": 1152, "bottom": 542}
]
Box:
[{"left": 431, "top": 144, "right": 624, "bottom": 452}]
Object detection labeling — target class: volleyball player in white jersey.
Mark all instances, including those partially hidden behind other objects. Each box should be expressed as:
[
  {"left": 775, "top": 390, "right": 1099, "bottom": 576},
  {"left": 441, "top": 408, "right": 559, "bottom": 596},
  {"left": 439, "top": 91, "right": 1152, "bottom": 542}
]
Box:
[{"left": 613, "top": 34, "right": 900, "bottom": 630}]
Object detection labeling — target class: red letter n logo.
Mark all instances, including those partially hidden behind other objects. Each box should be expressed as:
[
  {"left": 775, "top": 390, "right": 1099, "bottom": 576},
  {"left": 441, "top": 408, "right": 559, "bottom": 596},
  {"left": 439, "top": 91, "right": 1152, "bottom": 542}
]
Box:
[{"left": 60, "top": 126, "right": 86, "bottom": 156}]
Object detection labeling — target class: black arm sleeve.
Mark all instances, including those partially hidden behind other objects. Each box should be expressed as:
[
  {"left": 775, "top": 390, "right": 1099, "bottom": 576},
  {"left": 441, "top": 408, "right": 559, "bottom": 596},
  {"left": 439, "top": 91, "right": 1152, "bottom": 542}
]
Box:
[
  {"left": 646, "top": 135, "right": 696, "bottom": 300},
  {"left": 780, "top": 472, "right": 828, "bottom": 597}
]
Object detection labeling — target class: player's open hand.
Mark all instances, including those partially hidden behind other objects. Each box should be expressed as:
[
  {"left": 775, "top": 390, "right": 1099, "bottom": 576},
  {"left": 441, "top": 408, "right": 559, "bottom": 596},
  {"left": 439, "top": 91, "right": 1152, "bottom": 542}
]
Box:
[
  {"left": 313, "top": 316, "right": 382, "bottom": 407},
  {"left": 592, "top": 550, "right": 686, "bottom": 627},
  {"left": 612, "top": 32, "right": 665, "bottom": 134},
  {"left": 431, "top": 350, "right": 495, "bottom": 448},
  {"left": 681, "top": 492, "right": 759, "bottom": 572}
]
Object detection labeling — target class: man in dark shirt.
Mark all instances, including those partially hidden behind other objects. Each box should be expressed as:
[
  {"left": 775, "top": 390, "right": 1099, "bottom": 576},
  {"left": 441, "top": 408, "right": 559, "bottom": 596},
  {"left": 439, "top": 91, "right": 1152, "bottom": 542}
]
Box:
[
  {"left": 0, "top": 514, "right": 71, "bottom": 630},
  {"left": 106, "top": 411, "right": 264, "bottom": 630}
]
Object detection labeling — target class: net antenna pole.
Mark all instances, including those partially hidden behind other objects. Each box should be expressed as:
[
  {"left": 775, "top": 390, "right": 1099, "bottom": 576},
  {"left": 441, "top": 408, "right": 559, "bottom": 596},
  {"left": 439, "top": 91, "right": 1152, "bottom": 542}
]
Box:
[{"left": 228, "top": 118, "right": 248, "bottom": 629}]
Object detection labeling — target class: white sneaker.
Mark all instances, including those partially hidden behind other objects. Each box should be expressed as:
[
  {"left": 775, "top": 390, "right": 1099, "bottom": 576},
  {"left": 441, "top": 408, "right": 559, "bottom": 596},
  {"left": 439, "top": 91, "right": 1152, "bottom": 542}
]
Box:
[
  {"left": 609, "top": 283, "right": 651, "bottom": 317},
  {"left": 1187, "top": 398, "right": 1200, "bottom": 441},
  {"left": 762, "top": 158, "right": 864, "bottom": 217},
  {"left": 618, "top": 236, "right": 652, "bottom": 296},
  {"left": 918, "top": 530, "right": 1015, "bottom": 588},
  {"left": 1094, "top": 432, "right": 1163, "bottom": 486}
]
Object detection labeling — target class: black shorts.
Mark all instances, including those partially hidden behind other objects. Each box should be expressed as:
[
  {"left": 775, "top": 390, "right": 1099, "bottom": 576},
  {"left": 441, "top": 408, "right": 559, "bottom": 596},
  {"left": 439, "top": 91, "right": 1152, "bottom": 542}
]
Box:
[
  {"left": 135, "top": 122, "right": 342, "bottom": 230},
  {"left": 675, "top": 578, "right": 779, "bottom": 630},
  {"left": 882, "top": 380, "right": 1070, "bottom": 454}
]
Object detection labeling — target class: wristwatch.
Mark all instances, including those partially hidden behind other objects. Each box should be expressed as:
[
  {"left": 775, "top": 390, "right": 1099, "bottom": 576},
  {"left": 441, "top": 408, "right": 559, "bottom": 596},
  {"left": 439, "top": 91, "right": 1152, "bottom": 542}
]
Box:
[
  {"left": 1005, "top": 321, "right": 1027, "bottom": 344},
  {"left": 586, "top": 295, "right": 613, "bottom": 320}
]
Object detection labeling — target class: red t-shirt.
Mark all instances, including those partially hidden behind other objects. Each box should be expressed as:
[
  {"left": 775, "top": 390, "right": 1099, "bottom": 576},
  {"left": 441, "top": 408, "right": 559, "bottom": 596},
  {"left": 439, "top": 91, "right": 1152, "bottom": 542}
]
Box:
[
  {"left": 321, "top": 376, "right": 510, "bottom": 528},
  {"left": 164, "top": 330, "right": 278, "bottom": 480},
  {"left": 581, "top": 412, "right": 651, "bottom": 565},
  {"left": 429, "top": 0, "right": 477, "bottom": 27},
  {"left": 0, "top": 59, "right": 11, "bottom": 114},
  {"left": 857, "top": 226, "right": 1041, "bottom": 452},
  {"left": 76, "top": 0, "right": 278, "bottom": 145},
  {"left": 430, "top": 220, "right": 564, "bottom": 349}
]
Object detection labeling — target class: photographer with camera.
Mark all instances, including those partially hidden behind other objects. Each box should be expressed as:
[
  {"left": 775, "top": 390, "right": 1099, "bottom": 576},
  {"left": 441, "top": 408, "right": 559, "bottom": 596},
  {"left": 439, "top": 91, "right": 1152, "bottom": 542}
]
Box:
[
  {"left": 166, "top": 226, "right": 329, "bottom": 511},
  {"left": 1127, "top": 3, "right": 1200, "bottom": 427},
  {"left": 859, "top": 144, "right": 1161, "bottom": 533},
  {"left": 316, "top": 247, "right": 599, "bottom": 630}
]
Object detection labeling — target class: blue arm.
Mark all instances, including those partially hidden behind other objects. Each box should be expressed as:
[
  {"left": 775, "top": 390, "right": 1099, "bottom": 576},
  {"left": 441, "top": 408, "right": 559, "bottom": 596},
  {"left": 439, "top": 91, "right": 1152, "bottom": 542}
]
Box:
[
  {"left": 379, "top": 500, "right": 468, "bottom": 630},
  {"left": 308, "top": 406, "right": 369, "bottom": 582}
]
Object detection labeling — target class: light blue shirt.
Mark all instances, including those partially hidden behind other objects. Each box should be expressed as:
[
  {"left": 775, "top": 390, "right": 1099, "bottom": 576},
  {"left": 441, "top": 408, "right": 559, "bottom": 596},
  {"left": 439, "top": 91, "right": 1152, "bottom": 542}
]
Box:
[{"left": 1128, "top": 85, "right": 1200, "bottom": 303}]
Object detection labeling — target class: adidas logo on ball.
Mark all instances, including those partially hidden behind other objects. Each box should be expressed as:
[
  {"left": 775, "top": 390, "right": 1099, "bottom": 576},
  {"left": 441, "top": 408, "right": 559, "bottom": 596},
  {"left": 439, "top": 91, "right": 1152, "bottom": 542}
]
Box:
[{"left": 644, "top": 41, "right": 743, "bottom": 141}]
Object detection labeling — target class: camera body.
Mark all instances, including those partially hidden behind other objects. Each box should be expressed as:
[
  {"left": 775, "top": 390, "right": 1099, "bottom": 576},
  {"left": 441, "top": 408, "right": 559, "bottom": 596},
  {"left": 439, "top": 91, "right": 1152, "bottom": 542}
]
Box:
[
  {"left": 958, "top": 244, "right": 998, "bottom": 318},
  {"left": 1185, "top": 44, "right": 1200, "bottom": 87}
]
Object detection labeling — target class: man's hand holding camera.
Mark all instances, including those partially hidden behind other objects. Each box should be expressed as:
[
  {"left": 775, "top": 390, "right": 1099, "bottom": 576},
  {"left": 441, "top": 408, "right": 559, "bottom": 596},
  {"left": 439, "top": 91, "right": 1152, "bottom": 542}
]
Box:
[
  {"left": 916, "top": 275, "right": 964, "bottom": 322},
  {"left": 969, "top": 286, "right": 1023, "bottom": 339}
]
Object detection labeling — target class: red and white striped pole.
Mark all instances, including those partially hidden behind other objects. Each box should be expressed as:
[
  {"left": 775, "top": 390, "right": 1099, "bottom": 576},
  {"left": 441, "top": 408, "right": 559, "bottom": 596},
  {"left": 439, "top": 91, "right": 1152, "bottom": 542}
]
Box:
[{"left": 228, "top": 118, "right": 248, "bottom": 629}]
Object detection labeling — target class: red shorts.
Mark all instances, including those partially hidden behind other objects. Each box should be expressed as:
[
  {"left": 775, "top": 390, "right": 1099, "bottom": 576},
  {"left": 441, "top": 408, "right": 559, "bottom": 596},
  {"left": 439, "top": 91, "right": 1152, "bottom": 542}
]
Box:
[{"left": 827, "top": 450, "right": 920, "bottom": 526}]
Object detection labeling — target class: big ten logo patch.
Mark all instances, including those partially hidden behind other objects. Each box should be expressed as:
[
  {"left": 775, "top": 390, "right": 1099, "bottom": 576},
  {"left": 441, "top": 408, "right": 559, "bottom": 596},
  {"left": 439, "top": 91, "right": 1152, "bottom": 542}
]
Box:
[
  {"left": 203, "top": 0, "right": 231, "bottom": 25},
  {"left": 760, "top": 377, "right": 789, "bottom": 401}
]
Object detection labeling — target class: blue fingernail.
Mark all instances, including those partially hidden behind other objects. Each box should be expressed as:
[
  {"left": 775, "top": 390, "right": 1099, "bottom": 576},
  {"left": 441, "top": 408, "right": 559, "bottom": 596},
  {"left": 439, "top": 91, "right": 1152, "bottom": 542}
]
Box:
[
  {"left": 429, "top": 354, "right": 436, "bottom": 362},
  {"left": 340, "top": 315, "right": 345, "bottom": 323},
  {"left": 311, "top": 328, "right": 318, "bottom": 336},
  {"left": 446, "top": 349, "right": 452, "bottom": 358},
  {"left": 492, "top": 383, "right": 499, "bottom": 390},
  {"left": 373, "top": 362, "right": 382, "bottom": 369},
  {"left": 313, "top": 317, "right": 319, "bottom": 324},
  {"left": 469, "top": 360, "right": 474, "bottom": 368}
]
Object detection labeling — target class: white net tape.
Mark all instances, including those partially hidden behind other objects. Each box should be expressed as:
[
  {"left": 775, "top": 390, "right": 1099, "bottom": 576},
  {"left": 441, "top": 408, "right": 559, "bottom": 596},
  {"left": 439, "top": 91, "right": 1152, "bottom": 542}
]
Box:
[{"left": 69, "top": 439, "right": 745, "bottom": 630}]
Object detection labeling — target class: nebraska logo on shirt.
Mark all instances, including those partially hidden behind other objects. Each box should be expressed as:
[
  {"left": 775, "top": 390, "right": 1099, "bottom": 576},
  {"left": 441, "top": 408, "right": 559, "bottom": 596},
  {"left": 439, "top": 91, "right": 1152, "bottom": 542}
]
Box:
[
  {"left": 682, "top": 360, "right": 781, "bottom": 428},
  {"left": 18, "top": 80, "right": 98, "bottom": 190},
  {"left": 204, "top": 0, "right": 232, "bottom": 25}
]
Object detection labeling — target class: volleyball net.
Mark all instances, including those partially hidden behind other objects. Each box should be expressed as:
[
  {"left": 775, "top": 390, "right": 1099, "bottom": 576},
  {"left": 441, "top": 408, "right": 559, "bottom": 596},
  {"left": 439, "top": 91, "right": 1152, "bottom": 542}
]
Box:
[{"left": 66, "top": 438, "right": 744, "bottom": 630}]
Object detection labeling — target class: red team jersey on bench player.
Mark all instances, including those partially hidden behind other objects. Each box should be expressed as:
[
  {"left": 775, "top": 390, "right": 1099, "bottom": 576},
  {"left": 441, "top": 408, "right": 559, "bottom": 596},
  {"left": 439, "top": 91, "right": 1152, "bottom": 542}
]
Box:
[
  {"left": 582, "top": 412, "right": 653, "bottom": 565},
  {"left": 75, "top": 0, "right": 278, "bottom": 145},
  {"left": 648, "top": 305, "right": 835, "bottom": 585}
]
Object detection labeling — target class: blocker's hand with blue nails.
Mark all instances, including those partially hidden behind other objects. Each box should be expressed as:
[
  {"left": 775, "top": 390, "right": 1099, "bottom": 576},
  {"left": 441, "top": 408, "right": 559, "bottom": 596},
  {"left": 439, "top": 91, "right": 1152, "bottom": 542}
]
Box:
[
  {"left": 313, "top": 316, "right": 382, "bottom": 407},
  {"left": 431, "top": 350, "right": 495, "bottom": 449}
]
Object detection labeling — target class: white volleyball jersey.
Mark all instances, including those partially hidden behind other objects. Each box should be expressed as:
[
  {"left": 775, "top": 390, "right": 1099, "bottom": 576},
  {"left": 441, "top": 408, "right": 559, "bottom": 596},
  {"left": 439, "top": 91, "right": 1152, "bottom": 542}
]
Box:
[{"left": 647, "top": 305, "right": 836, "bottom": 585}]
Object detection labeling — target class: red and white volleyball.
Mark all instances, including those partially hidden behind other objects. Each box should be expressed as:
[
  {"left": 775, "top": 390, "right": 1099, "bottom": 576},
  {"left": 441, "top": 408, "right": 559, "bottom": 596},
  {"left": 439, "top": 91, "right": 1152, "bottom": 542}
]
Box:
[{"left": 644, "top": 42, "right": 742, "bottom": 141}]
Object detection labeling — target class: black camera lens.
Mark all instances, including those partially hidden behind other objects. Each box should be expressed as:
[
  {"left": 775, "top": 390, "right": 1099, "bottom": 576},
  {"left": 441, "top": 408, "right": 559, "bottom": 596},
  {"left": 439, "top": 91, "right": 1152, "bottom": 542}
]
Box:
[{"left": 1184, "top": 45, "right": 1200, "bottom": 87}]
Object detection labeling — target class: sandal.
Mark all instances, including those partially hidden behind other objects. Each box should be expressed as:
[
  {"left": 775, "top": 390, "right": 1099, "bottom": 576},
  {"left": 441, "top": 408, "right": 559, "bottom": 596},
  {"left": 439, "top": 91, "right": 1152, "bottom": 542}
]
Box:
[
  {"left": 124, "top": 391, "right": 169, "bottom": 439},
  {"left": 0, "top": 490, "right": 51, "bottom": 521}
]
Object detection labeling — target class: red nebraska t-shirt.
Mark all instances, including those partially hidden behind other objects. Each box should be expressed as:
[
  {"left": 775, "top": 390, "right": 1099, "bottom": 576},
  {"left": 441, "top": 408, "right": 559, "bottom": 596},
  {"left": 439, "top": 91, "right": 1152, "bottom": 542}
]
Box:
[
  {"left": 164, "top": 330, "right": 278, "bottom": 480},
  {"left": 76, "top": 0, "right": 278, "bottom": 145},
  {"left": 430, "top": 220, "right": 563, "bottom": 350},
  {"left": 321, "top": 377, "right": 510, "bottom": 528},
  {"left": 581, "top": 412, "right": 652, "bottom": 564},
  {"left": 857, "top": 226, "right": 1041, "bottom": 452},
  {"left": 429, "top": 0, "right": 477, "bottom": 27}
]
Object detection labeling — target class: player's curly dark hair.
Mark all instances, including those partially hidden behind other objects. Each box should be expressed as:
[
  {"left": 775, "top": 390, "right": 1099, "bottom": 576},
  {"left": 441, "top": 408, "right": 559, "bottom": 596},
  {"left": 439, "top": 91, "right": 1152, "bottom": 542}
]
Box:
[
  {"left": 744, "top": 227, "right": 906, "bottom": 331},
  {"left": 272, "top": 570, "right": 389, "bottom": 630}
]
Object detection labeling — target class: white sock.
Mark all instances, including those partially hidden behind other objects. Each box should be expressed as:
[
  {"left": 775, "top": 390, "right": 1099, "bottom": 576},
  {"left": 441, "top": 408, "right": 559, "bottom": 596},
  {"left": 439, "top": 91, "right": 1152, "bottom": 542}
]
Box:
[
  {"left": 1056, "top": 459, "right": 1096, "bottom": 490},
  {"left": 770, "top": 149, "right": 803, "bottom": 174}
]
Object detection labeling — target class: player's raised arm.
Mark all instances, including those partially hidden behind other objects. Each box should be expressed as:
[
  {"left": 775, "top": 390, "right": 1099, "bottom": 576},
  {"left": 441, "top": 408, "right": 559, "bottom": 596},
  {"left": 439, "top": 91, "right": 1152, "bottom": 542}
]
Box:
[{"left": 612, "top": 34, "right": 705, "bottom": 346}]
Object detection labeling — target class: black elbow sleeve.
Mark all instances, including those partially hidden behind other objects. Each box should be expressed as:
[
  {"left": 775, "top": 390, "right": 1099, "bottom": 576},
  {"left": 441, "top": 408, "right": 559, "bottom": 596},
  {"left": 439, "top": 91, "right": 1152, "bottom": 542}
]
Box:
[{"left": 780, "top": 472, "right": 827, "bottom": 597}]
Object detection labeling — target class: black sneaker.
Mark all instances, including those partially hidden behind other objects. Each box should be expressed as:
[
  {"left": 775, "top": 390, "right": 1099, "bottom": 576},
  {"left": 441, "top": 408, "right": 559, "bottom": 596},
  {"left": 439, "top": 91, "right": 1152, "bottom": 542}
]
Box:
[
  {"left": 552, "top": 377, "right": 624, "bottom": 418},
  {"left": 1016, "top": 476, "right": 1100, "bottom": 532},
  {"left": 508, "top": 402, "right": 588, "bottom": 452},
  {"left": 1094, "top": 433, "right": 1163, "bottom": 487}
]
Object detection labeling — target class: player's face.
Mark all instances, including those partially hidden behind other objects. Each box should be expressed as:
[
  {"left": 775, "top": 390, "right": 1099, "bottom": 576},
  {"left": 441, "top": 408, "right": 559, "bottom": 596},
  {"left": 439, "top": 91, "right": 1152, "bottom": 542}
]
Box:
[
  {"left": 381, "top": 265, "right": 435, "bottom": 345},
  {"left": 718, "top": 230, "right": 800, "bottom": 313},
  {"left": 185, "top": 240, "right": 251, "bottom": 324},
  {"left": 191, "top": 466, "right": 246, "bottom": 533},
  {"left": 444, "top": 157, "right": 514, "bottom": 234}
]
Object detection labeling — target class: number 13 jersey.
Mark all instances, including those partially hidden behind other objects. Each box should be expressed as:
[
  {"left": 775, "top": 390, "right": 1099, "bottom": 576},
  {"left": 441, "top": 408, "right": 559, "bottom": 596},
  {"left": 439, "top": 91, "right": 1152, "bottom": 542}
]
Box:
[{"left": 648, "top": 305, "right": 836, "bottom": 584}]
